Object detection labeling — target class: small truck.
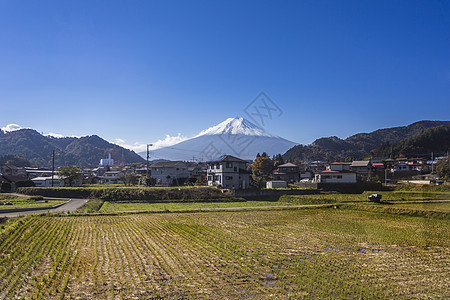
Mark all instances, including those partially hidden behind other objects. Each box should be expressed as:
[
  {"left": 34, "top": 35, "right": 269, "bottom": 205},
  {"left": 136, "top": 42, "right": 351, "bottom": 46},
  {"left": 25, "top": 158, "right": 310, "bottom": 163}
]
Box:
[{"left": 368, "top": 193, "right": 382, "bottom": 203}]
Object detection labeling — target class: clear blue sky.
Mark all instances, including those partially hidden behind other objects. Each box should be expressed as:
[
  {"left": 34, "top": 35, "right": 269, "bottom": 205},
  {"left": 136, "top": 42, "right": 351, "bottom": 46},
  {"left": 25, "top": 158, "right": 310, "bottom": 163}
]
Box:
[{"left": 1, "top": 0, "right": 449, "bottom": 152}]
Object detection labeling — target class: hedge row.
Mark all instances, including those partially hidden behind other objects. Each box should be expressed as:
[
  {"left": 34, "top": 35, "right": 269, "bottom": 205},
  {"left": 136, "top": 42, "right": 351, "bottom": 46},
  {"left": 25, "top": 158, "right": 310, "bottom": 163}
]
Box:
[{"left": 17, "top": 187, "right": 235, "bottom": 202}]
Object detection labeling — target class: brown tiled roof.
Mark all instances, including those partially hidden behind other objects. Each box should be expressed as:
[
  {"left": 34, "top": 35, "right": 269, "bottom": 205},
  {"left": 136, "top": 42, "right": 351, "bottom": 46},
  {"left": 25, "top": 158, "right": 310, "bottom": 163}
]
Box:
[
  {"left": 150, "top": 161, "right": 186, "bottom": 168},
  {"left": 208, "top": 155, "right": 248, "bottom": 163}
]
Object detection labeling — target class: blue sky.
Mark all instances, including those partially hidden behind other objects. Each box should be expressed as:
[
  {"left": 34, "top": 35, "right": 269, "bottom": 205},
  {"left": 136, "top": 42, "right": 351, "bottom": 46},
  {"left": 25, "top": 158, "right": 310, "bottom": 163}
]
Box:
[{"left": 1, "top": 0, "right": 449, "bottom": 152}]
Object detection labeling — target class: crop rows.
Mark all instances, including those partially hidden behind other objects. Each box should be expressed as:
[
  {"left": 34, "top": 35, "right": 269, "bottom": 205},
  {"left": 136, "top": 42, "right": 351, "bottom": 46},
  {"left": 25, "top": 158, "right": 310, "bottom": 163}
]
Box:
[{"left": 0, "top": 208, "right": 448, "bottom": 298}]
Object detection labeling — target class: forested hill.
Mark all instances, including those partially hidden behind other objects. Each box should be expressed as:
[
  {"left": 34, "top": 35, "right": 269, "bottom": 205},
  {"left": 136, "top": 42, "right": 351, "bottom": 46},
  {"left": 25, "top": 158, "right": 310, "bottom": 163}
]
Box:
[
  {"left": 282, "top": 120, "right": 450, "bottom": 162},
  {"left": 0, "top": 129, "right": 145, "bottom": 167},
  {"left": 377, "top": 125, "right": 450, "bottom": 158}
]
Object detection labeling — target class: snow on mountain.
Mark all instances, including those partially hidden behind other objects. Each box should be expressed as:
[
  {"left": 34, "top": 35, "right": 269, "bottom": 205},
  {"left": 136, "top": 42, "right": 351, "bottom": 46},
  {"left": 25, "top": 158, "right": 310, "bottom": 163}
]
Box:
[
  {"left": 195, "top": 117, "right": 275, "bottom": 137},
  {"left": 142, "top": 117, "right": 297, "bottom": 161}
]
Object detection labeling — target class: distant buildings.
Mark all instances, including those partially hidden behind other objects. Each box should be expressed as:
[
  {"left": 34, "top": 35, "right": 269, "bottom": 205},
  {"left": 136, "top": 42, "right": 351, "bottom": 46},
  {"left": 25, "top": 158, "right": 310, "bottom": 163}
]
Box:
[{"left": 100, "top": 152, "right": 114, "bottom": 166}]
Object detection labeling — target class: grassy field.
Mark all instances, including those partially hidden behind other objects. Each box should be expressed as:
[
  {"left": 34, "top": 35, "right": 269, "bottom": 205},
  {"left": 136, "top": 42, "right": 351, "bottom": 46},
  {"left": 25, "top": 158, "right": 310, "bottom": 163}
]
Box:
[
  {"left": 280, "top": 190, "right": 450, "bottom": 204},
  {"left": 99, "top": 200, "right": 299, "bottom": 212},
  {"left": 0, "top": 194, "right": 66, "bottom": 210},
  {"left": 383, "top": 201, "right": 450, "bottom": 212},
  {"left": 0, "top": 207, "right": 448, "bottom": 299}
]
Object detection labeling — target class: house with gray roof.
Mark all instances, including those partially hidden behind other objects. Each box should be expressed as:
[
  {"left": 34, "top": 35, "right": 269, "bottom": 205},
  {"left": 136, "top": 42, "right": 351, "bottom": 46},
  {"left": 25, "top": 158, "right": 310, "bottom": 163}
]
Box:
[
  {"left": 273, "top": 162, "right": 300, "bottom": 183},
  {"left": 150, "top": 161, "right": 190, "bottom": 185}
]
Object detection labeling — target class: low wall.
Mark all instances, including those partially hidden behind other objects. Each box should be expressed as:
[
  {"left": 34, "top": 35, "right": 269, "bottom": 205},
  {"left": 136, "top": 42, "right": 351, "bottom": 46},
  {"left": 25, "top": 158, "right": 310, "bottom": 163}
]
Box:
[{"left": 235, "top": 189, "right": 320, "bottom": 201}]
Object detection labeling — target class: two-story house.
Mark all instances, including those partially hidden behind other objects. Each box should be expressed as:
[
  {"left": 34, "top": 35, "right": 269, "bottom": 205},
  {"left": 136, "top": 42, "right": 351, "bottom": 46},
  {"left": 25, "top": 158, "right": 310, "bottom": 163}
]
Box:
[
  {"left": 207, "top": 155, "right": 250, "bottom": 189},
  {"left": 314, "top": 162, "right": 356, "bottom": 184},
  {"left": 150, "top": 161, "right": 190, "bottom": 185},
  {"left": 99, "top": 171, "right": 124, "bottom": 184},
  {"left": 350, "top": 160, "right": 372, "bottom": 180},
  {"left": 273, "top": 163, "right": 300, "bottom": 183}
]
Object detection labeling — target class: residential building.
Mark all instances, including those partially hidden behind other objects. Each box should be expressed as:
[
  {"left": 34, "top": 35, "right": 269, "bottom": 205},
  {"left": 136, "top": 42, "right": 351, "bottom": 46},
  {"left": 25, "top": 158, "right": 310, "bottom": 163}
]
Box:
[
  {"left": 351, "top": 160, "right": 372, "bottom": 180},
  {"left": 0, "top": 165, "right": 24, "bottom": 176},
  {"left": 31, "top": 175, "right": 66, "bottom": 187},
  {"left": 150, "top": 161, "right": 190, "bottom": 185},
  {"left": 314, "top": 162, "right": 356, "bottom": 183},
  {"left": 273, "top": 163, "right": 300, "bottom": 183},
  {"left": 0, "top": 174, "right": 30, "bottom": 192},
  {"left": 207, "top": 155, "right": 250, "bottom": 189},
  {"left": 266, "top": 180, "right": 287, "bottom": 188},
  {"left": 98, "top": 171, "right": 124, "bottom": 184},
  {"left": 327, "top": 162, "right": 351, "bottom": 171},
  {"left": 314, "top": 170, "right": 357, "bottom": 184},
  {"left": 350, "top": 161, "right": 372, "bottom": 173},
  {"left": 372, "top": 163, "right": 385, "bottom": 172}
]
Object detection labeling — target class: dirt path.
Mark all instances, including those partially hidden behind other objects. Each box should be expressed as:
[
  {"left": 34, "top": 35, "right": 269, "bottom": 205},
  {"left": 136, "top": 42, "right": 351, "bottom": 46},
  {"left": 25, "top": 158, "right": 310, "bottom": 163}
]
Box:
[{"left": 0, "top": 197, "right": 89, "bottom": 217}]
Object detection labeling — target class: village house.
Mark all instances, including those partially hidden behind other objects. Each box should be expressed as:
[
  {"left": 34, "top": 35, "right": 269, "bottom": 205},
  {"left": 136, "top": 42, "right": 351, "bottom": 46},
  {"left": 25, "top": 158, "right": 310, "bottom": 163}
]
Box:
[
  {"left": 350, "top": 160, "right": 372, "bottom": 180},
  {"left": 31, "top": 175, "right": 66, "bottom": 187},
  {"left": 150, "top": 161, "right": 190, "bottom": 185},
  {"left": 98, "top": 171, "right": 124, "bottom": 184},
  {"left": 313, "top": 162, "right": 356, "bottom": 184},
  {"left": 372, "top": 162, "right": 385, "bottom": 172},
  {"left": 273, "top": 162, "right": 300, "bottom": 183},
  {"left": 207, "top": 155, "right": 250, "bottom": 189},
  {"left": 0, "top": 165, "right": 25, "bottom": 177}
]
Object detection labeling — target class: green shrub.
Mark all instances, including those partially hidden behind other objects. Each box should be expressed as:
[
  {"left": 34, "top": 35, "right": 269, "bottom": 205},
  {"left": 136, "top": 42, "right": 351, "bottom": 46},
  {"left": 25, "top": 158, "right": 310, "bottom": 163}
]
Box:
[{"left": 17, "top": 186, "right": 235, "bottom": 202}]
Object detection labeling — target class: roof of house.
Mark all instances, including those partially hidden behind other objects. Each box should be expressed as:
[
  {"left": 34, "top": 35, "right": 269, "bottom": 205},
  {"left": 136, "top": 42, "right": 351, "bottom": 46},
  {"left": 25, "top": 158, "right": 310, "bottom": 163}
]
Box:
[
  {"left": 351, "top": 161, "right": 371, "bottom": 167},
  {"left": 208, "top": 155, "right": 248, "bottom": 163},
  {"left": 150, "top": 161, "right": 187, "bottom": 168},
  {"left": 31, "top": 175, "right": 63, "bottom": 181},
  {"left": 372, "top": 163, "right": 384, "bottom": 167},
  {"left": 317, "top": 170, "right": 356, "bottom": 174},
  {"left": 0, "top": 175, "right": 29, "bottom": 183},
  {"left": 329, "top": 162, "right": 351, "bottom": 165},
  {"left": 277, "top": 163, "right": 298, "bottom": 168}
]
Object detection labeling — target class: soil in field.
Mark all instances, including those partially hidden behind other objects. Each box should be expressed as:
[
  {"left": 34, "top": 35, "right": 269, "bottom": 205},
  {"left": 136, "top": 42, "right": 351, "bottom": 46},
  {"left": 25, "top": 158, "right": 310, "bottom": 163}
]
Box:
[{"left": 0, "top": 208, "right": 448, "bottom": 299}]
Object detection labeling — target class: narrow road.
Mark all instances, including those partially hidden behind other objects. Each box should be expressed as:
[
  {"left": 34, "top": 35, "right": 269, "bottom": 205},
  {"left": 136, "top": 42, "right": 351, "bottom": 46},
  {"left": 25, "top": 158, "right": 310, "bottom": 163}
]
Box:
[{"left": 0, "top": 197, "right": 89, "bottom": 218}]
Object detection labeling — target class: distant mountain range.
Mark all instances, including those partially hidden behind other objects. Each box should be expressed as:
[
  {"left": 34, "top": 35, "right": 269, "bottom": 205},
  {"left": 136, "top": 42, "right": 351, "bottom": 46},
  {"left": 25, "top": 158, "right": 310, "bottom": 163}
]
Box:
[
  {"left": 141, "top": 117, "right": 298, "bottom": 161},
  {"left": 1, "top": 119, "right": 449, "bottom": 168},
  {"left": 283, "top": 120, "right": 450, "bottom": 162},
  {"left": 0, "top": 129, "right": 144, "bottom": 167}
]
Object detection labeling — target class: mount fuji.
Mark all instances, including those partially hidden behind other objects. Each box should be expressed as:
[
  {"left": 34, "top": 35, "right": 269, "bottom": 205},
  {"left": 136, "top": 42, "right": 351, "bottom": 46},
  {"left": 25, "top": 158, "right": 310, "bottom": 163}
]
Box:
[{"left": 143, "top": 117, "right": 297, "bottom": 161}]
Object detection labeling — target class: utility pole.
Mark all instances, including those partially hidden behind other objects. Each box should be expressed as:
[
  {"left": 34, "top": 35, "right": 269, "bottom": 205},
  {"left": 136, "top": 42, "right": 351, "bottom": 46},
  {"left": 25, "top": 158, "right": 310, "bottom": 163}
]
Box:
[
  {"left": 431, "top": 152, "right": 434, "bottom": 174},
  {"left": 51, "top": 149, "right": 55, "bottom": 187},
  {"left": 384, "top": 167, "right": 387, "bottom": 185},
  {"left": 146, "top": 144, "right": 152, "bottom": 177}
]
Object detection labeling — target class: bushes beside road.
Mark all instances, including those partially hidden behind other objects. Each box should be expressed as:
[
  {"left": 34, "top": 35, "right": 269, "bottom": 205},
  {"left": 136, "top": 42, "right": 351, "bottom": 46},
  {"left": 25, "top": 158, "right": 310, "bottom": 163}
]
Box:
[{"left": 17, "top": 186, "right": 235, "bottom": 202}]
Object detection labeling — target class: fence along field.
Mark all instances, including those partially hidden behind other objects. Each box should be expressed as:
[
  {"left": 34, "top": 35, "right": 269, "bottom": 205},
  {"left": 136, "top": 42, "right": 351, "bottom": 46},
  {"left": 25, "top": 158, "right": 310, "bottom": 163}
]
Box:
[{"left": 0, "top": 208, "right": 448, "bottom": 298}]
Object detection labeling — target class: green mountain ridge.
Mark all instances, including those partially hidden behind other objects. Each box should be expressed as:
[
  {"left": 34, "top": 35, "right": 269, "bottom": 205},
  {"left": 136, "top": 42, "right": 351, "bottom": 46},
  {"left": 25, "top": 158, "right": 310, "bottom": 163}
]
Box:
[
  {"left": 377, "top": 125, "right": 450, "bottom": 158},
  {"left": 283, "top": 120, "right": 450, "bottom": 162},
  {"left": 0, "top": 129, "right": 144, "bottom": 167}
]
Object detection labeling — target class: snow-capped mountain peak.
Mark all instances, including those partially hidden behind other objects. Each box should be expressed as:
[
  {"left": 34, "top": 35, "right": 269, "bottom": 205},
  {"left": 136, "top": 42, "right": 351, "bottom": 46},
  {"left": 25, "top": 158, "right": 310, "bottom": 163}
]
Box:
[{"left": 196, "top": 117, "right": 276, "bottom": 137}]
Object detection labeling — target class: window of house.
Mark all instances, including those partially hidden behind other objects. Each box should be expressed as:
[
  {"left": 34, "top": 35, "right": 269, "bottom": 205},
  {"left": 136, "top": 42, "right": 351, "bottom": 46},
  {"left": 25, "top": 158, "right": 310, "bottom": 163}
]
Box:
[
  {"left": 226, "top": 162, "right": 232, "bottom": 168},
  {"left": 337, "top": 175, "right": 342, "bottom": 179},
  {"left": 225, "top": 176, "right": 233, "bottom": 180}
]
